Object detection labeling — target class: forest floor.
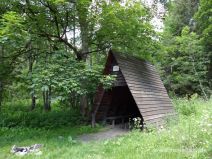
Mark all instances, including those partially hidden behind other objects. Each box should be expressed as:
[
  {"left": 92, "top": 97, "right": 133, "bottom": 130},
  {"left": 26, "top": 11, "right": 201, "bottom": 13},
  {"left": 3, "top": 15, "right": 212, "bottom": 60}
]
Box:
[{"left": 0, "top": 98, "right": 211, "bottom": 159}]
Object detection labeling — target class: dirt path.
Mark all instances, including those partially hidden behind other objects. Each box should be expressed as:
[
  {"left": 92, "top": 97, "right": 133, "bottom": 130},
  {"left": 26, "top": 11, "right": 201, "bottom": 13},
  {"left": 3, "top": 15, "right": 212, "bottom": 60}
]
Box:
[{"left": 77, "top": 126, "right": 129, "bottom": 142}]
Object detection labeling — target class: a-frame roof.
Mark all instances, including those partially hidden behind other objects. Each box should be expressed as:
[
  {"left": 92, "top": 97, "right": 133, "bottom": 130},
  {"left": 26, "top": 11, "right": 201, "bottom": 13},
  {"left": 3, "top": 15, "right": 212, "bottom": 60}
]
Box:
[{"left": 111, "top": 50, "right": 175, "bottom": 125}]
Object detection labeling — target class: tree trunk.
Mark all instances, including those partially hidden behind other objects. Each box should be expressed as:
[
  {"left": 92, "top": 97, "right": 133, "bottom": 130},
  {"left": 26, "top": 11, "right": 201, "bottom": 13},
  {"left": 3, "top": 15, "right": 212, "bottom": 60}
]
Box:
[
  {"left": 43, "top": 91, "right": 46, "bottom": 110},
  {"left": 48, "top": 86, "right": 51, "bottom": 110},
  {"left": 28, "top": 51, "right": 36, "bottom": 110},
  {"left": 80, "top": 29, "right": 89, "bottom": 116},
  {"left": 208, "top": 54, "right": 212, "bottom": 89},
  {"left": 0, "top": 45, "right": 4, "bottom": 111},
  {"left": 80, "top": 95, "right": 88, "bottom": 116},
  {"left": 31, "top": 95, "right": 36, "bottom": 110},
  {"left": 78, "top": 5, "right": 90, "bottom": 117},
  {"left": 43, "top": 90, "right": 48, "bottom": 111},
  {"left": 43, "top": 87, "right": 51, "bottom": 111},
  {"left": 0, "top": 81, "right": 3, "bottom": 111}
]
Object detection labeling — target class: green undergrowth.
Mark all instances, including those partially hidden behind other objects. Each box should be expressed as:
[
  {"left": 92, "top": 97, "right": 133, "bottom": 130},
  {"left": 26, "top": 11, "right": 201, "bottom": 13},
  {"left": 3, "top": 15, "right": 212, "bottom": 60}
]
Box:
[
  {"left": 0, "top": 98, "right": 211, "bottom": 159},
  {"left": 0, "top": 100, "right": 83, "bottom": 129}
]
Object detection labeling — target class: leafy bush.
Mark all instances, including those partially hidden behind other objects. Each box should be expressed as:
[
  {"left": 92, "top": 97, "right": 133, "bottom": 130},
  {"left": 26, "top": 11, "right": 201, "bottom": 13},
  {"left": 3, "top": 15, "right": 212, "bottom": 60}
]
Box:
[
  {"left": 172, "top": 95, "right": 204, "bottom": 116},
  {"left": 173, "top": 99, "right": 197, "bottom": 116}
]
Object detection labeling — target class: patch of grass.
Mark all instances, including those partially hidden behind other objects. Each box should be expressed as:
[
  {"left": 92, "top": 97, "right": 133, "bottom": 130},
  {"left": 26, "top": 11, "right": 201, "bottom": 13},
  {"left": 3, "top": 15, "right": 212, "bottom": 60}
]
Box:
[
  {"left": 0, "top": 125, "right": 102, "bottom": 159},
  {"left": 0, "top": 98, "right": 211, "bottom": 159}
]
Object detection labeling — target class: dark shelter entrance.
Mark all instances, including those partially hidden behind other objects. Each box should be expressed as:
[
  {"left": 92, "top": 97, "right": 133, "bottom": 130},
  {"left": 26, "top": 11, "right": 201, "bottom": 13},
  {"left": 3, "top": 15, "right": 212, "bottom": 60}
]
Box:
[
  {"left": 92, "top": 85, "right": 142, "bottom": 127},
  {"left": 91, "top": 50, "right": 175, "bottom": 128},
  {"left": 106, "top": 86, "right": 142, "bottom": 125}
]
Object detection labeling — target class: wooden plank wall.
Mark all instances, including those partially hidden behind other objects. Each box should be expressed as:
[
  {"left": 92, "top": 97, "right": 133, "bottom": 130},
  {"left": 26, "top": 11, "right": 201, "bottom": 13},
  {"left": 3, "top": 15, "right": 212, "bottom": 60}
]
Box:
[
  {"left": 113, "top": 52, "right": 175, "bottom": 125},
  {"left": 95, "top": 90, "right": 112, "bottom": 121}
]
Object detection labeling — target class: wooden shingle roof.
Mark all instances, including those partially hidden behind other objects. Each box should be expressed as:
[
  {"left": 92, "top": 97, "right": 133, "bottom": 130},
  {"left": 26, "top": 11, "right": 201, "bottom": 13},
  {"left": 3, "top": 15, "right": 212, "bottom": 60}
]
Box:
[{"left": 112, "top": 51, "right": 175, "bottom": 125}]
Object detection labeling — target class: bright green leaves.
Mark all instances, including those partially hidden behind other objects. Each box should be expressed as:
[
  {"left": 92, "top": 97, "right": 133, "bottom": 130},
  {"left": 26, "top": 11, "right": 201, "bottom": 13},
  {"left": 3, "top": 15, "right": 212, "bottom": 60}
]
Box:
[
  {"left": 0, "top": 11, "right": 28, "bottom": 44},
  {"left": 164, "top": 0, "right": 199, "bottom": 36},
  {"left": 0, "top": 0, "right": 160, "bottom": 108},
  {"left": 195, "top": 0, "right": 212, "bottom": 57},
  {"left": 160, "top": 26, "right": 209, "bottom": 96},
  {"left": 47, "top": 0, "right": 66, "bottom": 4},
  {"left": 194, "top": 0, "right": 212, "bottom": 76},
  {"left": 95, "top": 1, "right": 156, "bottom": 60},
  {"left": 28, "top": 52, "right": 115, "bottom": 103},
  {"left": 100, "top": 75, "right": 116, "bottom": 90},
  {"left": 195, "top": 0, "right": 212, "bottom": 34},
  {"left": 176, "top": 27, "right": 204, "bottom": 58},
  {"left": 160, "top": 0, "right": 211, "bottom": 97},
  {"left": 0, "top": 11, "right": 29, "bottom": 85}
]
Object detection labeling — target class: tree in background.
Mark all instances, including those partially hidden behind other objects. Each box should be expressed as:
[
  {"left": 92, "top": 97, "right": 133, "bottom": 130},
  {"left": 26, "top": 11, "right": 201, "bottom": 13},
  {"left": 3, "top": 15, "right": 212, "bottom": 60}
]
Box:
[
  {"left": 164, "top": 0, "right": 199, "bottom": 36},
  {"left": 0, "top": 0, "right": 156, "bottom": 114},
  {"left": 95, "top": 1, "right": 157, "bottom": 60},
  {"left": 0, "top": 11, "right": 30, "bottom": 110},
  {"left": 195, "top": 0, "right": 212, "bottom": 89},
  {"left": 160, "top": 26, "right": 209, "bottom": 97},
  {"left": 159, "top": 0, "right": 211, "bottom": 98}
]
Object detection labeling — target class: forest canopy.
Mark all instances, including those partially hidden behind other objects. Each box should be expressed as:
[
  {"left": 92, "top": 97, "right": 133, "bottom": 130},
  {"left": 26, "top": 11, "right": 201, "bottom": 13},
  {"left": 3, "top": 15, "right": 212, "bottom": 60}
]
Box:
[{"left": 0, "top": 0, "right": 211, "bottom": 114}]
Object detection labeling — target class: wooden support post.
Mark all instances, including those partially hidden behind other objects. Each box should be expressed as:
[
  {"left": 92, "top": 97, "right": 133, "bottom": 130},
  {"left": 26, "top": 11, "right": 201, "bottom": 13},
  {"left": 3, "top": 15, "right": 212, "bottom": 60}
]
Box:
[
  {"left": 121, "top": 118, "right": 124, "bottom": 128},
  {"left": 102, "top": 118, "right": 106, "bottom": 125},
  {"left": 125, "top": 122, "right": 128, "bottom": 129},
  {"left": 112, "top": 119, "right": 115, "bottom": 128},
  {"left": 91, "top": 113, "right": 95, "bottom": 128}
]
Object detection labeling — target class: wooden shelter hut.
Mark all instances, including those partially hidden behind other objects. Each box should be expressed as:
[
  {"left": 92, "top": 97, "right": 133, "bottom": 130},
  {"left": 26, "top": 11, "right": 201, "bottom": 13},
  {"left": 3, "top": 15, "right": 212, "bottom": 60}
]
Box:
[{"left": 91, "top": 50, "right": 175, "bottom": 127}]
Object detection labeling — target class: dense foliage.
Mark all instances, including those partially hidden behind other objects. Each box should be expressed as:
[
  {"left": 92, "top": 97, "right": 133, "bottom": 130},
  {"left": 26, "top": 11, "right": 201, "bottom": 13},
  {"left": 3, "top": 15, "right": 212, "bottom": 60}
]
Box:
[
  {"left": 0, "top": 0, "right": 211, "bottom": 112},
  {"left": 159, "top": 0, "right": 211, "bottom": 98},
  {"left": 0, "top": 0, "right": 157, "bottom": 113}
]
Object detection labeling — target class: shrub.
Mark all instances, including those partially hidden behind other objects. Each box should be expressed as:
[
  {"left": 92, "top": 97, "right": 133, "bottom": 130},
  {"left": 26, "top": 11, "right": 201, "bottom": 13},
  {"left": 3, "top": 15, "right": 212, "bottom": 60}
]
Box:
[{"left": 174, "top": 99, "right": 197, "bottom": 116}]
